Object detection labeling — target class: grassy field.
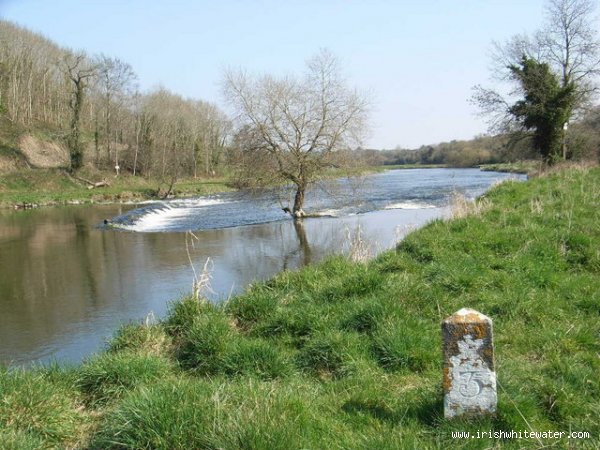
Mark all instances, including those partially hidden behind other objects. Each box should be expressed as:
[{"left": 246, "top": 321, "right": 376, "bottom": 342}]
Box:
[
  {"left": 1, "top": 165, "right": 598, "bottom": 449},
  {"left": 0, "top": 168, "right": 233, "bottom": 208}
]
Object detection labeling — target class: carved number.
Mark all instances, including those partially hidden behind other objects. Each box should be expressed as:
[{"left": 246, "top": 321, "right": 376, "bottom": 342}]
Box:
[{"left": 458, "top": 371, "right": 484, "bottom": 398}]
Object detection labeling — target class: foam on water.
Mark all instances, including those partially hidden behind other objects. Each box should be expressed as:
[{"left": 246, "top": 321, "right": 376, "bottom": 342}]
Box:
[
  {"left": 384, "top": 202, "right": 436, "bottom": 210},
  {"left": 313, "top": 208, "right": 344, "bottom": 217},
  {"left": 116, "top": 198, "right": 227, "bottom": 232}
]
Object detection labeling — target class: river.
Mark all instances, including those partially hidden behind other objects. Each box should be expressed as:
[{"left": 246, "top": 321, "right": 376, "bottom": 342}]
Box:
[{"left": 0, "top": 168, "right": 524, "bottom": 365}]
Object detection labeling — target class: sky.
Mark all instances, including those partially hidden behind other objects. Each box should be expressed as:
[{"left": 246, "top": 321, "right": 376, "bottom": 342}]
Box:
[{"left": 0, "top": 0, "right": 548, "bottom": 149}]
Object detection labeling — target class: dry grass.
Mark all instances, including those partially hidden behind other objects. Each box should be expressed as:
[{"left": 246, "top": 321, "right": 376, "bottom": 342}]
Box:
[
  {"left": 529, "top": 159, "right": 598, "bottom": 178},
  {"left": 344, "top": 224, "right": 374, "bottom": 263},
  {"left": 529, "top": 197, "right": 544, "bottom": 214},
  {"left": 18, "top": 134, "right": 69, "bottom": 168},
  {"left": 185, "top": 231, "right": 214, "bottom": 301},
  {"left": 449, "top": 191, "right": 492, "bottom": 219}
]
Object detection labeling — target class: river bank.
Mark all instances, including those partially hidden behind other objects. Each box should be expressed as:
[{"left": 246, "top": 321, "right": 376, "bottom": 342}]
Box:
[
  {"left": 478, "top": 161, "right": 540, "bottom": 174},
  {"left": 1, "top": 164, "right": 597, "bottom": 448},
  {"left": 0, "top": 168, "right": 233, "bottom": 209},
  {"left": 1, "top": 162, "right": 534, "bottom": 210}
]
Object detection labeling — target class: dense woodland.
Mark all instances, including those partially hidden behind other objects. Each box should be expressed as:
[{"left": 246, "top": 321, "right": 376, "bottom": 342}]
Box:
[
  {"left": 1, "top": 19, "right": 598, "bottom": 184},
  {"left": 0, "top": 20, "right": 230, "bottom": 180}
]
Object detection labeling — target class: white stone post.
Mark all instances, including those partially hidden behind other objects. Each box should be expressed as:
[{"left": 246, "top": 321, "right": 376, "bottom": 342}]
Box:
[{"left": 442, "top": 308, "right": 497, "bottom": 418}]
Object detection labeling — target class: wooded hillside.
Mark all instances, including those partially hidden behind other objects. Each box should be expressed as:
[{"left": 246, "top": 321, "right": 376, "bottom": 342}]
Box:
[{"left": 0, "top": 20, "right": 230, "bottom": 178}]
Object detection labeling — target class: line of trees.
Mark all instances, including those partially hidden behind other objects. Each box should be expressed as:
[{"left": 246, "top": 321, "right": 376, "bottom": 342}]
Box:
[
  {"left": 0, "top": 20, "right": 230, "bottom": 178},
  {"left": 380, "top": 135, "right": 513, "bottom": 167}
]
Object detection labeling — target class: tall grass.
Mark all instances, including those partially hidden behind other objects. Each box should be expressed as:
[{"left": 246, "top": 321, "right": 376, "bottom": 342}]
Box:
[
  {"left": 0, "top": 368, "right": 85, "bottom": 449},
  {"left": 107, "top": 321, "right": 172, "bottom": 356},
  {"left": 77, "top": 352, "right": 176, "bottom": 406}
]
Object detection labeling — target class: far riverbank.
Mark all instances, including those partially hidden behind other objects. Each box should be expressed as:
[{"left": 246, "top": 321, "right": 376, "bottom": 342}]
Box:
[
  {"left": 0, "top": 168, "right": 232, "bottom": 210},
  {"left": 1, "top": 163, "right": 535, "bottom": 210}
]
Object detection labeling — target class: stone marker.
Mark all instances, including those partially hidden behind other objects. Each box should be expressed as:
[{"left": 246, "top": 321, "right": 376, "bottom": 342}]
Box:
[{"left": 442, "top": 308, "right": 497, "bottom": 419}]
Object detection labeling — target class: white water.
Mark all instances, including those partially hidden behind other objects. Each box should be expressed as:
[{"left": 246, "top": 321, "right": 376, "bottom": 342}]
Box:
[
  {"left": 384, "top": 202, "right": 436, "bottom": 210},
  {"left": 117, "top": 198, "right": 229, "bottom": 232}
]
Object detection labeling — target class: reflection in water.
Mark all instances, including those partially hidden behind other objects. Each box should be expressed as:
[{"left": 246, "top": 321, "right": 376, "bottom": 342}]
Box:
[
  {"left": 0, "top": 169, "right": 524, "bottom": 365},
  {"left": 0, "top": 205, "right": 441, "bottom": 366},
  {"left": 293, "top": 219, "right": 312, "bottom": 267}
]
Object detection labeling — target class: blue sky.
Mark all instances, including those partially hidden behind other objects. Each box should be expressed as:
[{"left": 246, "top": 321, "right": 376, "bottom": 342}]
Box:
[{"left": 0, "top": 0, "right": 547, "bottom": 148}]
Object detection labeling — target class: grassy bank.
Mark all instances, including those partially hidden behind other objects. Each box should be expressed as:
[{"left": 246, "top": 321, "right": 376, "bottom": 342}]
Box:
[
  {"left": 1, "top": 165, "right": 599, "bottom": 449},
  {"left": 380, "top": 163, "right": 448, "bottom": 170},
  {"left": 0, "top": 168, "right": 233, "bottom": 209},
  {"left": 382, "top": 161, "right": 539, "bottom": 175},
  {"left": 479, "top": 161, "right": 540, "bottom": 174},
  {"left": 0, "top": 164, "right": 379, "bottom": 209}
]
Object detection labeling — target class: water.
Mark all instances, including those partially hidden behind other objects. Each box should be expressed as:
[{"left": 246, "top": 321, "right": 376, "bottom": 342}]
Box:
[
  {"left": 108, "top": 168, "right": 499, "bottom": 232},
  {"left": 0, "top": 169, "right": 523, "bottom": 365}
]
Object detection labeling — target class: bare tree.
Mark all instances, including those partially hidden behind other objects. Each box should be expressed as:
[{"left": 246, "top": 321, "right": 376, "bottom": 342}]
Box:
[
  {"left": 0, "top": 20, "right": 69, "bottom": 128},
  {"left": 97, "top": 55, "right": 137, "bottom": 173},
  {"left": 223, "top": 50, "right": 369, "bottom": 218},
  {"left": 192, "top": 101, "right": 230, "bottom": 177},
  {"left": 541, "top": 0, "right": 600, "bottom": 94}
]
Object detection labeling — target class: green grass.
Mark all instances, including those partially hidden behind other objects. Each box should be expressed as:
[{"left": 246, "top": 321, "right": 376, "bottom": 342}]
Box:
[
  {"left": 106, "top": 322, "right": 173, "bottom": 356},
  {"left": 479, "top": 160, "right": 540, "bottom": 174},
  {"left": 0, "top": 367, "right": 87, "bottom": 449},
  {"left": 77, "top": 352, "right": 177, "bottom": 406},
  {"left": 1, "top": 165, "right": 599, "bottom": 448},
  {"left": 380, "top": 163, "right": 448, "bottom": 170},
  {"left": 0, "top": 168, "right": 233, "bottom": 208}
]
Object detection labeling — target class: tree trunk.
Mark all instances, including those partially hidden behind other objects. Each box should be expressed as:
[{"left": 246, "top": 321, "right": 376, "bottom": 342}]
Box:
[
  {"left": 94, "top": 107, "right": 100, "bottom": 166},
  {"left": 133, "top": 117, "right": 140, "bottom": 176},
  {"left": 292, "top": 183, "right": 306, "bottom": 218},
  {"left": 69, "top": 79, "right": 84, "bottom": 171},
  {"left": 105, "top": 94, "right": 111, "bottom": 163}
]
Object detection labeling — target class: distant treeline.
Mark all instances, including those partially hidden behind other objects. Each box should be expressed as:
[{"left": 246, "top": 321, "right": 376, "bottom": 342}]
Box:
[{"left": 371, "top": 112, "right": 600, "bottom": 167}]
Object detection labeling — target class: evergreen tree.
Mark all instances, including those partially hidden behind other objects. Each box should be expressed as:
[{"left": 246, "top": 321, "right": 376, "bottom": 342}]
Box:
[{"left": 509, "top": 56, "right": 576, "bottom": 163}]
